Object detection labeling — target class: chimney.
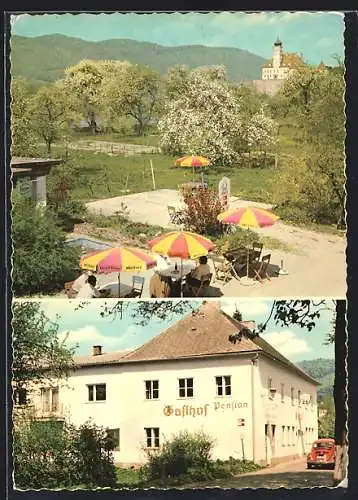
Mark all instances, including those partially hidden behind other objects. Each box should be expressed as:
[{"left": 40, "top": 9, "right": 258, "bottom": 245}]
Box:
[
  {"left": 92, "top": 345, "right": 102, "bottom": 356},
  {"left": 241, "top": 320, "right": 256, "bottom": 332}
]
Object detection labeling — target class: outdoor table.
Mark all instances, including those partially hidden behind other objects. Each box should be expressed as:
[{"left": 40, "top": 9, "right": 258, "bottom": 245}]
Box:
[
  {"left": 157, "top": 262, "right": 196, "bottom": 281},
  {"left": 157, "top": 262, "right": 196, "bottom": 297},
  {"left": 224, "top": 247, "right": 257, "bottom": 276},
  {"left": 98, "top": 281, "right": 133, "bottom": 298}
]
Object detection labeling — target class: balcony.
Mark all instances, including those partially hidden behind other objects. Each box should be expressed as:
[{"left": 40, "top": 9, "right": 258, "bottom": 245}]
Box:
[{"left": 36, "top": 402, "right": 65, "bottom": 419}]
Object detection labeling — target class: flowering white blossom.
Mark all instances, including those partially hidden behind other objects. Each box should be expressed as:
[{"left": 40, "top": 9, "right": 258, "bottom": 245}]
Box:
[
  {"left": 159, "top": 67, "right": 277, "bottom": 165},
  {"left": 245, "top": 107, "right": 278, "bottom": 149}
]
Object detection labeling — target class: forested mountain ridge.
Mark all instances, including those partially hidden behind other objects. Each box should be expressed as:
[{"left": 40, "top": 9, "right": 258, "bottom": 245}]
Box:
[
  {"left": 11, "top": 34, "right": 267, "bottom": 85},
  {"left": 297, "top": 358, "right": 335, "bottom": 400}
]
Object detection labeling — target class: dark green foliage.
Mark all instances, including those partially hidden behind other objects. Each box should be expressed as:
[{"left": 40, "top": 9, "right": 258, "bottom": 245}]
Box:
[
  {"left": 11, "top": 34, "right": 266, "bottom": 85},
  {"left": 318, "top": 397, "right": 335, "bottom": 439},
  {"left": 12, "top": 301, "right": 75, "bottom": 390},
  {"left": 144, "top": 431, "right": 214, "bottom": 480},
  {"left": 13, "top": 418, "right": 117, "bottom": 489},
  {"left": 12, "top": 193, "right": 80, "bottom": 296},
  {"left": 215, "top": 227, "right": 260, "bottom": 254},
  {"left": 47, "top": 162, "right": 88, "bottom": 231}
]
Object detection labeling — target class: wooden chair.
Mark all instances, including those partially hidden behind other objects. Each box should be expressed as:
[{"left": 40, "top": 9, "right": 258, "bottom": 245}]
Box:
[
  {"left": 125, "top": 276, "right": 145, "bottom": 298},
  {"left": 211, "top": 255, "right": 239, "bottom": 283},
  {"left": 251, "top": 254, "right": 271, "bottom": 283},
  {"left": 168, "top": 206, "right": 184, "bottom": 225},
  {"left": 187, "top": 273, "right": 213, "bottom": 297},
  {"left": 252, "top": 242, "right": 263, "bottom": 263}
]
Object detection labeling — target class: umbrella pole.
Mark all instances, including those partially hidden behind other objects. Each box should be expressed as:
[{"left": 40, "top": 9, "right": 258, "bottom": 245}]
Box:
[
  {"left": 181, "top": 259, "right": 183, "bottom": 298},
  {"left": 246, "top": 227, "right": 250, "bottom": 278},
  {"left": 118, "top": 272, "right": 121, "bottom": 298}
]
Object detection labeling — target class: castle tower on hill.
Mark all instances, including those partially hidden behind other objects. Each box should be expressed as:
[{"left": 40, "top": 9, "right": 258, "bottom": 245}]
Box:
[{"left": 261, "top": 37, "right": 304, "bottom": 81}]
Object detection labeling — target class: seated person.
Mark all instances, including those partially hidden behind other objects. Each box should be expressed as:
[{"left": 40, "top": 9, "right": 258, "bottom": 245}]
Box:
[
  {"left": 71, "top": 270, "right": 93, "bottom": 295},
  {"left": 76, "top": 275, "right": 102, "bottom": 299},
  {"left": 186, "top": 256, "right": 211, "bottom": 288}
]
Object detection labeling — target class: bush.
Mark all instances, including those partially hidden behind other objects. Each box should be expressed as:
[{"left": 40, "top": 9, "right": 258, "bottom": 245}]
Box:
[
  {"left": 13, "top": 417, "right": 117, "bottom": 489},
  {"left": 215, "top": 227, "right": 261, "bottom": 255},
  {"left": 12, "top": 193, "right": 80, "bottom": 296},
  {"left": 145, "top": 431, "right": 214, "bottom": 481},
  {"left": 182, "top": 188, "right": 224, "bottom": 236}
]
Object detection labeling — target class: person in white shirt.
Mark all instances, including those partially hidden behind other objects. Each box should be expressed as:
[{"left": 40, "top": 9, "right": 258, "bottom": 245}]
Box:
[
  {"left": 76, "top": 275, "right": 102, "bottom": 298},
  {"left": 72, "top": 271, "right": 93, "bottom": 293},
  {"left": 185, "top": 255, "right": 211, "bottom": 290}
]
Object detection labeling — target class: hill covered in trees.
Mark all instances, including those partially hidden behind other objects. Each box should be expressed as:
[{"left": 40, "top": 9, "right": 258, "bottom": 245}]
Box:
[
  {"left": 11, "top": 34, "right": 266, "bottom": 86},
  {"left": 297, "top": 358, "right": 335, "bottom": 400}
]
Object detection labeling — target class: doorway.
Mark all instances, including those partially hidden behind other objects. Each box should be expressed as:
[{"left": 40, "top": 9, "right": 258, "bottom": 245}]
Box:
[{"left": 265, "top": 424, "right": 276, "bottom": 465}]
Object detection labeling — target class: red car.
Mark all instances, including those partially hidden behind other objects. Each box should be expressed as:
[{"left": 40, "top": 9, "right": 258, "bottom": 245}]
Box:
[{"left": 307, "top": 438, "right": 336, "bottom": 469}]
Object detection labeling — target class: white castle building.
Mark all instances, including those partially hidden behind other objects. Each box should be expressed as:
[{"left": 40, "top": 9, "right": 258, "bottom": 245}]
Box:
[
  {"left": 23, "top": 302, "right": 319, "bottom": 466},
  {"left": 261, "top": 37, "right": 305, "bottom": 81}
]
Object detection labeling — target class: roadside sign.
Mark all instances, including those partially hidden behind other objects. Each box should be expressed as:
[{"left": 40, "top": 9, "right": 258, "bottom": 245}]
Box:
[{"left": 218, "top": 177, "right": 231, "bottom": 210}]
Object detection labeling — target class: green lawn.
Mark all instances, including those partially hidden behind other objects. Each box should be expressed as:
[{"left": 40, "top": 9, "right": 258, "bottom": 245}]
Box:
[{"left": 53, "top": 149, "right": 276, "bottom": 204}]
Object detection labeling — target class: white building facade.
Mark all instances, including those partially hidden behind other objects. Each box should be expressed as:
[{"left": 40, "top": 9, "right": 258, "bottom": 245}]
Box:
[
  {"left": 28, "top": 302, "right": 319, "bottom": 467},
  {"left": 261, "top": 38, "right": 303, "bottom": 81}
]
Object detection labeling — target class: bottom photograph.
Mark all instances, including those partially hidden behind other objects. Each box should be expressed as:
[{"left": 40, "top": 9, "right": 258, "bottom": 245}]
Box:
[{"left": 12, "top": 298, "right": 347, "bottom": 490}]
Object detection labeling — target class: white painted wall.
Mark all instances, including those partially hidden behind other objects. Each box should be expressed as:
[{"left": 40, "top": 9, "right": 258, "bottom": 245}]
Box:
[
  {"left": 30, "top": 353, "right": 318, "bottom": 466},
  {"left": 255, "top": 356, "right": 318, "bottom": 464}
]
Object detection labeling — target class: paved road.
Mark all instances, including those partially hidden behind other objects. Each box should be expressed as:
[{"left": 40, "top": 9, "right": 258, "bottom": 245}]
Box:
[{"left": 184, "top": 459, "right": 334, "bottom": 489}]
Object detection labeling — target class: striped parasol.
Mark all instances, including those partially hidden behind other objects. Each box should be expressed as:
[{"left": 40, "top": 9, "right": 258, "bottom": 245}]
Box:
[
  {"left": 217, "top": 206, "right": 279, "bottom": 281},
  {"left": 80, "top": 246, "right": 157, "bottom": 297},
  {"left": 148, "top": 231, "right": 215, "bottom": 296},
  {"left": 217, "top": 206, "right": 280, "bottom": 227},
  {"left": 174, "top": 155, "right": 211, "bottom": 168},
  {"left": 148, "top": 231, "right": 215, "bottom": 260}
]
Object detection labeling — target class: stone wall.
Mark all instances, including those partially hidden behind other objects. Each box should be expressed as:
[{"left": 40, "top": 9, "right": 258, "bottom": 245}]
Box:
[{"left": 252, "top": 79, "right": 285, "bottom": 97}]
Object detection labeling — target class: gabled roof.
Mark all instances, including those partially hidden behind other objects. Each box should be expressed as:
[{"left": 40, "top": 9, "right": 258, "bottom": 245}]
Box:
[
  {"left": 120, "top": 302, "right": 259, "bottom": 363},
  {"left": 74, "top": 350, "right": 130, "bottom": 367},
  {"left": 73, "top": 301, "right": 319, "bottom": 385}
]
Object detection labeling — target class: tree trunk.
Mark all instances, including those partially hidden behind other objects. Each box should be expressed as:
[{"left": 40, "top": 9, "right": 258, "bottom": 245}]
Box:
[
  {"left": 46, "top": 141, "right": 52, "bottom": 157},
  {"left": 333, "top": 299, "right": 348, "bottom": 486}
]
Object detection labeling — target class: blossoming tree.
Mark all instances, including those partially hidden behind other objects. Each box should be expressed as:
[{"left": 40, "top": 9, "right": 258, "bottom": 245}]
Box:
[{"left": 158, "top": 66, "right": 276, "bottom": 166}]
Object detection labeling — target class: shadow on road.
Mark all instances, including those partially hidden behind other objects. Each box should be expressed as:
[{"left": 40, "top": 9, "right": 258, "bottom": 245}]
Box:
[{"left": 182, "top": 471, "right": 333, "bottom": 489}]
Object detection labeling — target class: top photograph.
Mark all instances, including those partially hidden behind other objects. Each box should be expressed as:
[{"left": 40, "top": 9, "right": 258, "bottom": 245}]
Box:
[{"left": 9, "top": 11, "right": 346, "bottom": 299}]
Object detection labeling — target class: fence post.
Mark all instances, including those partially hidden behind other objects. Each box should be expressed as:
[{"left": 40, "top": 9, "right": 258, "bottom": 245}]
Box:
[{"left": 150, "top": 160, "right": 156, "bottom": 190}]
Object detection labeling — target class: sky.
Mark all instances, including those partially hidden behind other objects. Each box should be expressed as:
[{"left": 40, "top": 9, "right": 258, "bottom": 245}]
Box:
[
  {"left": 11, "top": 12, "right": 344, "bottom": 66},
  {"left": 33, "top": 298, "right": 335, "bottom": 363}
]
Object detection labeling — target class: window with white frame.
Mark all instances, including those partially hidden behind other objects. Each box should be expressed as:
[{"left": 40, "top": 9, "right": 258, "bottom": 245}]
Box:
[
  {"left": 178, "top": 378, "right": 194, "bottom": 398},
  {"left": 87, "top": 383, "right": 106, "bottom": 402},
  {"left": 282, "top": 426, "right": 285, "bottom": 446},
  {"left": 41, "top": 387, "right": 59, "bottom": 412},
  {"left": 291, "top": 387, "right": 295, "bottom": 406},
  {"left": 292, "top": 426, "right": 295, "bottom": 446},
  {"left": 281, "top": 383, "right": 284, "bottom": 403},
  {"left": 287, "top": 426, "right": 291, "bottom": 446},
  {"left": 106, "top": 428, "right": 120, "bottom": 449},
  {"left": 145, "top": 380, "right": 159, "bottom": 400},
  {"left": 144, "top": 427, "right": 160, "bottom": 448},
  {"left": 215, "top": 376, "right": 231, "bottom": 396}
]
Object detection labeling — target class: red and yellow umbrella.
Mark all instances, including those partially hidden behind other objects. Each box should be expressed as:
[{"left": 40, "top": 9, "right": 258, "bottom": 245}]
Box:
[
  {"left": 217, "top": 206, "right": 279, "bottom": 227},
  {"left": 148, "top": 231, "right": 215, "bottom": 297},
  {"left": 80, "top": 246, "right": 157, "bottom": 296},
  {"left": 217, "top": 206, "right": 279, "bottom": 281},
  {"left": 148, "top": 231, "right": 215, "bottom": 260},
  {"left": 174, "top": 155, "right": 211, "bottom": 168}
]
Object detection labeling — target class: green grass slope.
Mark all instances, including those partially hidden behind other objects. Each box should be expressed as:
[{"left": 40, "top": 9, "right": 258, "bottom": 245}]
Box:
[{"left": 11, "top": 34, "right": 266, "bottom": 83}]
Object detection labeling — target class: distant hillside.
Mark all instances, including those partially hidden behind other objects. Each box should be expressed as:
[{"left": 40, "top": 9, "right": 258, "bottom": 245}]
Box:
[
  {"left": 297, "top": 358, "right": 335, "bottom": 401},
  {"left": 10, "top": 34, "right": 266, "bottom": 84}
]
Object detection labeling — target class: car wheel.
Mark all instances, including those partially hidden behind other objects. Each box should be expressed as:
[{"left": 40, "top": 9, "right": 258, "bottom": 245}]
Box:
[{"left": 307, "top": 464, "right": 312, "bottom": 469}]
